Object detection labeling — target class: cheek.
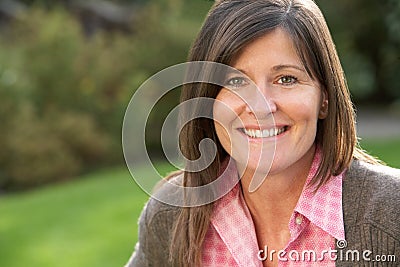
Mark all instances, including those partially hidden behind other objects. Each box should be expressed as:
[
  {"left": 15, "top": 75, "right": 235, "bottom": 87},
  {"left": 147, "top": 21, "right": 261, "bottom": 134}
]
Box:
[
  {"left": 213, "top": 90, "right": 244, "bottom": 127},
  {"left": 213, "top": 90, "right": 244, "bottom": 151},
  {"left": 285, "top": 91, "right": 322, "bottom": 121}
]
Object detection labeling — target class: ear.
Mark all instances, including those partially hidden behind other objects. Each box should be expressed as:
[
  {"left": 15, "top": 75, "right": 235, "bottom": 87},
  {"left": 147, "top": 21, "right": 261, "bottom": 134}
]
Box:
[{"left": 318, "top": 89, "right": 328, "bottom": 119}]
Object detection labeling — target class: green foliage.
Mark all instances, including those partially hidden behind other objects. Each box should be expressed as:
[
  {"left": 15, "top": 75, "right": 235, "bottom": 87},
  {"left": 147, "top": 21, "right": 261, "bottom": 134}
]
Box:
[
  {"left": 317, "top": 0, "right": 400, "bottom": 103},
  {"left": 0, "top": 9, "right": 120, "bottom": 189},
  {"left": 0, "top": 1, "right": 212, "bottom": 190},
  {"left": 1, "top": 105, "right": 82, "bottom": 188},
  {"left": 5, "top": 0, "right": 398, "bottom": 190}
]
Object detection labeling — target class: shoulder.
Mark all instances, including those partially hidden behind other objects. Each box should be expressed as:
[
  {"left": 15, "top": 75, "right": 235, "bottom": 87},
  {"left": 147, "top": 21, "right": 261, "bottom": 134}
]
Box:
[
  {"left": 343, "top": 159, "right": 400, "bottom": 238},
  {"left": 344, "top": 159, "right": 400, "bottom": 201},
  {"left": 125, "top": 174, "right": 183, "bottom": 267},
  {"left": 140, "top": 173, "right": 184, "bottom": 231}
]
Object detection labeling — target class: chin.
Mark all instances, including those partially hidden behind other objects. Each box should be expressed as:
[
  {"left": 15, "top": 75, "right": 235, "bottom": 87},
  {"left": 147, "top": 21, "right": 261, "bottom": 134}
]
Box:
[{"left": 234, "top": 158, "right": 273, "bottom": 176}]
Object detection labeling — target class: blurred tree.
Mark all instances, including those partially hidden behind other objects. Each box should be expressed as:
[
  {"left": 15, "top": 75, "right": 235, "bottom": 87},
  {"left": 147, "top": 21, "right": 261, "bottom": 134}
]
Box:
[
  {"left": 6, "top": 0, "right": 397, "bottom": 190},
  {"left": 17, "top": 0, "right": 146, "bottom": 8},
  {"left": 317, "top": 0, "right": 400, "bottom": 105},
  {"left": 0, "top": 0, "right": 214, "bottom": 190}
]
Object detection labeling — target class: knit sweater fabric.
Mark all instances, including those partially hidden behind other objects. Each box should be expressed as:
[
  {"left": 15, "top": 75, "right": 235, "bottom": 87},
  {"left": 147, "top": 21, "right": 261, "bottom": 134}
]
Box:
[{"left": 125, "top": 160, "right": 400, "bottom": 266}]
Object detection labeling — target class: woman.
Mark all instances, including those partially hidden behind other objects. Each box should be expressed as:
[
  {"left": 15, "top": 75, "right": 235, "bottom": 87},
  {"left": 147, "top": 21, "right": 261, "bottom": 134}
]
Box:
[{"left": 126, "top": 0, "right": 400, "bottom": 266}]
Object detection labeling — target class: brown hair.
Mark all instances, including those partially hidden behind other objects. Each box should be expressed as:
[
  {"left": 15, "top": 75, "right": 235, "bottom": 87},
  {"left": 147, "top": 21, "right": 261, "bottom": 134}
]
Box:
[{"left": 170, "top": 0, "right": 380, "bottom": 265}]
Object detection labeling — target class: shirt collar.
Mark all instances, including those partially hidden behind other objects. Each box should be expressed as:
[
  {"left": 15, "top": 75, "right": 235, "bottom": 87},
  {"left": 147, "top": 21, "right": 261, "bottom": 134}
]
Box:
[{"left": 294, "top": 147, "right": 345, "bottom": 241}]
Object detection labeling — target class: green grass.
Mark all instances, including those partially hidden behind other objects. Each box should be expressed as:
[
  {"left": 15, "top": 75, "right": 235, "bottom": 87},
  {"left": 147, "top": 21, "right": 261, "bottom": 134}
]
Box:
[
  {"left": 0, "top": 162, "right": 175, "bottom": 267},
  {"left": 360, "top": 138, "right": 400, "bottom": 168},
  {"left": 0, "top": 139, "right": 399, "bottom": 267}
]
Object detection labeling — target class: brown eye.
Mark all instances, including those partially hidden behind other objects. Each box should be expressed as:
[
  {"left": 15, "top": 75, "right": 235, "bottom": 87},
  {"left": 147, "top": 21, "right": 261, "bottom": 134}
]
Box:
[
  {"left": 278, "top": 75, "right": 298, "bottom": 85},
  {"left": 226, "top": 77, "right": 248, "bottom": 88}
]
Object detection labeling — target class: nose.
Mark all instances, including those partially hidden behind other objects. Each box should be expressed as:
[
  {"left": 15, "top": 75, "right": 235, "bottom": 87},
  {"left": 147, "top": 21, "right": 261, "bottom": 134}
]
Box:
[{"left": 244, "top": 84, "right": 277, "bottom": 117}]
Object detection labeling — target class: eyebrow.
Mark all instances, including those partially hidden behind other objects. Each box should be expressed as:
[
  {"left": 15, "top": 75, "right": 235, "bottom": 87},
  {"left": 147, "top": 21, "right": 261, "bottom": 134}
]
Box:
[
  {"left": 231, "top": 64, "right": 306, "bottom": 77},
  {"left": 272, "top": 64, "right": 306, "bottom": 72},
  {"left": 230, "top": 69, "right": 250, "bottom": 77}
]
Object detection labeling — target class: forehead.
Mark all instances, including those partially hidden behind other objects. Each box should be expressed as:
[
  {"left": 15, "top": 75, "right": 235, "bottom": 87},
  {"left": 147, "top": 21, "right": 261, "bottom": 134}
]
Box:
[{"left": 230, "top": 28, "right": 303, "bottom": 69}]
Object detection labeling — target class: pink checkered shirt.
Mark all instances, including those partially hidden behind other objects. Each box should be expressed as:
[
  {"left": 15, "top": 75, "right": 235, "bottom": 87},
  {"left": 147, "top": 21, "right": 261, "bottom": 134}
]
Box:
[{"left": 202, "top": 149, "right": 345, "bottom": 266}]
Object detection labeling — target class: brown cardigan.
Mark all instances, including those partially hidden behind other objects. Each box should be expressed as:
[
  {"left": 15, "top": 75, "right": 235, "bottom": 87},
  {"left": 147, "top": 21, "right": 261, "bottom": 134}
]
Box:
[{"left": 125, "top": 160, "right": 400, "bottom": 266}]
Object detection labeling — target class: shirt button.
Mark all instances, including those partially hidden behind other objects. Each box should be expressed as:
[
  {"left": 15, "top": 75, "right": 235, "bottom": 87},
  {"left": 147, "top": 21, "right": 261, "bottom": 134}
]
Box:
[{"left": 295, "top": 216, "right": 303, "bottom": 225}]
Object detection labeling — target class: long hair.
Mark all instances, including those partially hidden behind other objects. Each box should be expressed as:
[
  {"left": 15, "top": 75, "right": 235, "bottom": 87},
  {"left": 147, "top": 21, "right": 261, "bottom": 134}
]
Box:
[{"left": 170, "top": 0, "right": 379, "bottom": 265}]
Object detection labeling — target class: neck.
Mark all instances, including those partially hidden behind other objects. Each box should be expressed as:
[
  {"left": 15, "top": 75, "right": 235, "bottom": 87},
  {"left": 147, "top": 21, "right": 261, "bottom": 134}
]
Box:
[{"left": 239, "top": 144, "right": 316, "bottom": 222}]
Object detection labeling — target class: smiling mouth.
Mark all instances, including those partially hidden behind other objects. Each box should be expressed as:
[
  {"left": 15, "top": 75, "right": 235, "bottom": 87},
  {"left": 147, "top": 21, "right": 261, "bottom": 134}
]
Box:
[{"left": 240, "top": 126, "right": 288, "bottom": 138}]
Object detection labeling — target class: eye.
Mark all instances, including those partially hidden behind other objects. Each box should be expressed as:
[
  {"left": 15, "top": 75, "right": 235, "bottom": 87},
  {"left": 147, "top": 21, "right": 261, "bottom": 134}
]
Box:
[
  {"left": 277, "top": 75, "right": 298, "bottom": 85},
  {"left": 225, "top": 76, "right": 248, "bottom": 88}
]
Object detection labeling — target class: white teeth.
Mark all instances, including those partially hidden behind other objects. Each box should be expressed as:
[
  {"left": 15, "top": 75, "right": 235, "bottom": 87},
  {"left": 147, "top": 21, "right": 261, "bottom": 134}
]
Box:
[
  {"left": 243, "top": 127, "right": 286, "bottom": 138},
  {"left": 269, "top": 128, "right": 274, "bottom": 136}
]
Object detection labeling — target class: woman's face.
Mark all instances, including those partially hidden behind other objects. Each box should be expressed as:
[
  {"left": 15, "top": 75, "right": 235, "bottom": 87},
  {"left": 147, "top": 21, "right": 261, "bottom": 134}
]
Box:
[{"left": 213, "top": 28, "right": 327, "bottom": 180}]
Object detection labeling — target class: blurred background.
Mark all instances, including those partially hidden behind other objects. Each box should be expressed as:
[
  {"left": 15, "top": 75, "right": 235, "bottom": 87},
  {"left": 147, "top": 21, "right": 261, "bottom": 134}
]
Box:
[{"left": 0, "top": 0, "right": 399, "bottom": 266}]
